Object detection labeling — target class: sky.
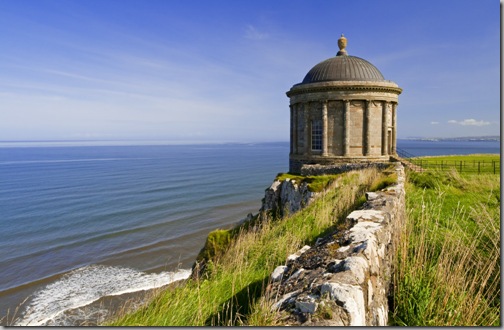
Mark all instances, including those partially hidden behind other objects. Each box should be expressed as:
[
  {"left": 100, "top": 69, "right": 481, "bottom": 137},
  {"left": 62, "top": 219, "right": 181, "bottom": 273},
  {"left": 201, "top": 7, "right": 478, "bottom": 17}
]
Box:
[{"left": 0, "top": 0, "right": 500, "bottom": 142}]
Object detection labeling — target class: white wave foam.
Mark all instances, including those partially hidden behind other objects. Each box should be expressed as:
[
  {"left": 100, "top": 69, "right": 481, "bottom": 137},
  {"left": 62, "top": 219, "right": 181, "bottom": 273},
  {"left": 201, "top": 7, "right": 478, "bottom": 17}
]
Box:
[{"left": 15, "top": 265, "right": 191, "bottom": 326}]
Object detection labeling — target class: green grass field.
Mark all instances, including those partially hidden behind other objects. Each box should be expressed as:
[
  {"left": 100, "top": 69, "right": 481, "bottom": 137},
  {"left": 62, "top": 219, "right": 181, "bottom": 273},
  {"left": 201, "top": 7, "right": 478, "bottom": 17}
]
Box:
[
  {"left": 411, "top": 154, "right": 500, "bottom": 174},
  {"left": 391, "top": 155, "right": 500, "bottom": 326}
]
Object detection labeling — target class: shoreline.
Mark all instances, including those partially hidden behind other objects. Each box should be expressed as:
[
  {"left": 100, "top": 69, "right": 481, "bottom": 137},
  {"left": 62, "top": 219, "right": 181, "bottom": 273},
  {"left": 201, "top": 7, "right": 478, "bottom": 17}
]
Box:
[{"left": 9, "top": 267, "right": 192, "bottom": 326}]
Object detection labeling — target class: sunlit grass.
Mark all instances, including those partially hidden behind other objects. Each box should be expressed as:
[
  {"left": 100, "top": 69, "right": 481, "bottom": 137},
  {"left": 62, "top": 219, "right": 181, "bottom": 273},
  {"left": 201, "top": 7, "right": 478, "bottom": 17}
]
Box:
[
  {"left": 107, "top": 168, "right": 389, "bottom": 326},
  {"left": 412, "top": 154, "right": 500, "bottom": 175},
  {"left": 391, "top": 168, "right": 500, "bottom": 326}
]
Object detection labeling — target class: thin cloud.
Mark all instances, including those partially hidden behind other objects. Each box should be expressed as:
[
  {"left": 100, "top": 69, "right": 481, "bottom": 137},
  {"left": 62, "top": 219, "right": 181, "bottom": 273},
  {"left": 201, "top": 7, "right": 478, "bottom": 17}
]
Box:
[
  {"left": 430, "top": 121, "right": 440, "bottom": 125},
  {"left": 244, "top": 25, "right": 269, "bottom": 40},
  {"left": 447, "top": 119, "right": 491, "bottom": 126}
]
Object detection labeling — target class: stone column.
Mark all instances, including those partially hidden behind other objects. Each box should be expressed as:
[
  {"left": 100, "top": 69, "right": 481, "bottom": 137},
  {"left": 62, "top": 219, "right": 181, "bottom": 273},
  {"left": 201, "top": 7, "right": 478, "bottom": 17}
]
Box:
[
  {"left": 322, "top": 100, "right": 328, "bottom": 156},
  {"left": 392, "top": 102, "right": 397, "bottom": 154},
  {"left": 381, "top": 101, "right": 388, "bottom": 155},
  {"left": 364, "top": 100, "right": 371, "bottom": 156},
  {"left": 304, "top": 102, "right": 310, "bottom": 155},
  {"left": 289, "top": 105, "right": 293, "bottom": 154},
  {"left": 293, "top": 104, "right": 298, "bottom": 154},
  {"left": 343, "top": 100, "right": 350, "bottom": 156}
]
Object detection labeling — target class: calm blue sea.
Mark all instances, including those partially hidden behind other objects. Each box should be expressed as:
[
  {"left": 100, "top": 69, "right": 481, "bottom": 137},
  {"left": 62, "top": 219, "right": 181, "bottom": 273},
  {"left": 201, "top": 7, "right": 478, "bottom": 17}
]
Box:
[{"left": 0, "top": 139, "right": 499, "bottom": 325}]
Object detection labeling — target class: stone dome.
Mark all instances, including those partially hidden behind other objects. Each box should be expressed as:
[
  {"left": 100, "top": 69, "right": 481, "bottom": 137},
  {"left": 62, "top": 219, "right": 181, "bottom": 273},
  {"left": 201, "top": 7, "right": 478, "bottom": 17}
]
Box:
[{"left": 301, "top": 55, "right": 385, "bottom": 84}]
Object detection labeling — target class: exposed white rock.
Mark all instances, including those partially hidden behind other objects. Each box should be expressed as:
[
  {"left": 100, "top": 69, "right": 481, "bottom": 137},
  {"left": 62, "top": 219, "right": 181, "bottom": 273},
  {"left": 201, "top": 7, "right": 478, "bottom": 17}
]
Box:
[
  {"left": 365, "top": 192, "right": 380, "bottom": 201},
  {"left": 295, "top": 295, "right": 318, "bottom": 314},
  {"left": 287, "top": 245, "right": 311, "bottom": 261},
  {"left": 271, "top": 265, "right": 288, "bottom": 282},
  {"left": 347, "top": 221, "right": 381, "bottom": 243},
  {"left": 272, "top": 290, "right": 300, "bottom": 310},
  {"left": 367, "top": 279, "right": 374, "bottom": 307},
  {"left": 287, "top": 254, "right": 298, "bottom": 261},
  {"left": 337, "top": 245, "right": 351, "bottom": 253},
  {"left": 261, "top": 178, "right": 318, "bottom": 218},
  {"left": 320, "top": 282, "right": 366, "bottom": 326},
  {"left": 289, "top": 268, "right": 304, "bottom": 280},
  {"left": 299, "top": 245, "right": 311, "bottom": 254},
  {"left": 347, "top": 209, "right": 385, "bottom": 223},
  {"left": 375, "top": 305, "right": 387, "bottom": 326},
  {"left": 342, "top": 256, "right": 368, "bottom": 284}
]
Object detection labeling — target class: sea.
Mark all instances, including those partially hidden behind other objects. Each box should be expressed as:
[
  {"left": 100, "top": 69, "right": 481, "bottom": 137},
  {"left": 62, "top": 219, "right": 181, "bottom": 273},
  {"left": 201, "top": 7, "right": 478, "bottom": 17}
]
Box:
[{"left": 0, "top": 139, "right": 499, "bottom": 326}]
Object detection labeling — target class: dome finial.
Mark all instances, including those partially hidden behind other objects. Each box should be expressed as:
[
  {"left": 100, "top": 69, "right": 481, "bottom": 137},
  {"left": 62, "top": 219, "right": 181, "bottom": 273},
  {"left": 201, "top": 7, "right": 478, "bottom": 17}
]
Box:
[{"left": 337, "top": 33, "right": 348, "bottom": 56}]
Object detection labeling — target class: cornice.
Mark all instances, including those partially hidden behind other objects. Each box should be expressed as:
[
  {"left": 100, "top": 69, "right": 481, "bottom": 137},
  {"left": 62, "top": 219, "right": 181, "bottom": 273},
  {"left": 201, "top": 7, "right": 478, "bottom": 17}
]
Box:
[{"left": 286, "top": 81, "right": 402, "bottom": 97}]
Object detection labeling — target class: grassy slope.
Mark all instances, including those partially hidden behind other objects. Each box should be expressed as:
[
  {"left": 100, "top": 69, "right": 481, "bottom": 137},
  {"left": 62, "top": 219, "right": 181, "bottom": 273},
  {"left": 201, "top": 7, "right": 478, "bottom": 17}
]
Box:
[
  {"left": 107, "top": 168, "right": 393, "bottom": 326},
  {"left": 391, "top": 159, "right": 500, "bottom": 326},
  {"left": 415, "top": 154, "right": 499, "bottom": 162}
]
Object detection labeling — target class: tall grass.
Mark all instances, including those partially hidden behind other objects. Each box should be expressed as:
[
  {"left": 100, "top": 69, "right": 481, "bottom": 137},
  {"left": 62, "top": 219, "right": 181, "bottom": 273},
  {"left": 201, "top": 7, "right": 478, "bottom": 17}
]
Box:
[
  {"left": 107, "top": 168, "right": 388, "bottom": 326},
  {"left": 391, "top": 169, "right": 500, "bottom": 326}
]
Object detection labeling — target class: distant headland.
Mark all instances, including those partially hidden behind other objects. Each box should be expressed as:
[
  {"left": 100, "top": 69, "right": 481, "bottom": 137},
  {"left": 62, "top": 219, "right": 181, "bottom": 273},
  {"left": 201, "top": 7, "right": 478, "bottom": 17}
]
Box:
[{"left": 401, "top": 135, "right": 499, "bottom": 142}]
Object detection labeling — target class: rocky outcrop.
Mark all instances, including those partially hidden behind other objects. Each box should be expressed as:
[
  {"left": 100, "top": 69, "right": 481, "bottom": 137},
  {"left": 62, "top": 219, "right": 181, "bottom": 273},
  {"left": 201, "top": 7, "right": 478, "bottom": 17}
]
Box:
[
  {"left": 267, "top": 163, "right": 405, "bottom": 326},
  {"left": 260, "top": 178, "right": 318, "bottom": 218}
]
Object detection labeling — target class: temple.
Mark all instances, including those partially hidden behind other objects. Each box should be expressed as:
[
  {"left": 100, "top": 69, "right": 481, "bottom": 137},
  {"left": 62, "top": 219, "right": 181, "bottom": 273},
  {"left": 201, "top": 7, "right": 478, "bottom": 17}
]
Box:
[{"left": 287, "top": 34, "right": 402, "bottom": 174}]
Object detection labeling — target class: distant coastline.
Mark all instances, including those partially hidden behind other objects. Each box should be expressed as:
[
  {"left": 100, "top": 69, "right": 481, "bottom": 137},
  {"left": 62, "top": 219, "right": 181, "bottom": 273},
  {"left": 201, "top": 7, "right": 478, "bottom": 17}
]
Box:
[{"left": 401, "top": 136, "right": 500, "bottom": 142}]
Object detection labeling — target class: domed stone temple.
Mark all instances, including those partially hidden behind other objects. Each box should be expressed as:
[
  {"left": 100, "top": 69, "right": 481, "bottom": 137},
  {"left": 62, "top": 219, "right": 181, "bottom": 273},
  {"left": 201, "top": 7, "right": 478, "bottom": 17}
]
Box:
[{"left": 287, "top": 35, "right": 402, "bottom": 174}]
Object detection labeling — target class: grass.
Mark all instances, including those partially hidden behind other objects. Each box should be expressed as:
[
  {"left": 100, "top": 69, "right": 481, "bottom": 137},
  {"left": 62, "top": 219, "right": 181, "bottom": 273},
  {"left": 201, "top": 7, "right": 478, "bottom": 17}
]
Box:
[
  {"left": 274, "top": 172, "right": 341, "bottom": 192},
  {"left": 107, "top": 167, "right": 393, "bottom": 326},
  {"left": 391, "top": 163, "right": 500, "bottom": 326},
  {"left": 411, "top": 154, "right": 500, "bottom": 174}
]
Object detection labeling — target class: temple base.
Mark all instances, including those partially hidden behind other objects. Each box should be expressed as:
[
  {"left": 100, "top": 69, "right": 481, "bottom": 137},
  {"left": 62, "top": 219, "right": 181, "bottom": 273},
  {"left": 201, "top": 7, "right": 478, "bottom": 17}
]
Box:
[{"left": 289, "top": 154, "right": 394, "bottom": 175}]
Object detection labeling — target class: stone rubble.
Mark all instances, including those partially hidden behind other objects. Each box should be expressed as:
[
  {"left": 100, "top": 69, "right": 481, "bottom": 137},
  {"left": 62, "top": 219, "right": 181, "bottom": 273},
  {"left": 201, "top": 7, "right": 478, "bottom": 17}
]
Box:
[{"left": 267, "top": 163, "right": 405, "bottom": 326}]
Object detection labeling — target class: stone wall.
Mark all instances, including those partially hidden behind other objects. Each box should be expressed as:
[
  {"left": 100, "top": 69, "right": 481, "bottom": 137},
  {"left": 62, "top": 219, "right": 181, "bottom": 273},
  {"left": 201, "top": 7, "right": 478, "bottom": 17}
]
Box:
[
  {"left": 267, "top": 162, "right": 405, "bottom": 326},
  {"left": 300, "top": 162, "right": 391, "bottom": 176}
]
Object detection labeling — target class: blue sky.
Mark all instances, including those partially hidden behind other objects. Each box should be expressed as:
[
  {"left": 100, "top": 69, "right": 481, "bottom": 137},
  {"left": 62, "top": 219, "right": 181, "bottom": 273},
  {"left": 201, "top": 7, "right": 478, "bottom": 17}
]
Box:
[{"left": 0, "top": 0, "right": 500, "bottom": 142}]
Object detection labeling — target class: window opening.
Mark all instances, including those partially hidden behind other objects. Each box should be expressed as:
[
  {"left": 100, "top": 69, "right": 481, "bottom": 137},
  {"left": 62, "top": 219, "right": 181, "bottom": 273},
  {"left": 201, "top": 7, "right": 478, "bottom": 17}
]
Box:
[{"left": 311, "top": 119, "right": 322, "bottom": 151}]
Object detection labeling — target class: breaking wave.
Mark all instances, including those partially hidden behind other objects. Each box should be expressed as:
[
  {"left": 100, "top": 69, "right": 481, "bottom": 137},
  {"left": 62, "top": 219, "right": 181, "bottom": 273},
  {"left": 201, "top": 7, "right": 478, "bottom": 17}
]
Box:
[{"left": 15, "top": 265, "right": 191, "bottom": 326}]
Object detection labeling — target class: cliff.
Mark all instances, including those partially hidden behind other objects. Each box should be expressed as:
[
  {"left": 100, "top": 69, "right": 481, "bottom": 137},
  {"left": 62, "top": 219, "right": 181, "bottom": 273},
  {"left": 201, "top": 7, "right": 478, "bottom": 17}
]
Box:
[
  {"left": 260, "top": 176, "right": 318, "bottom": 218},
  {"left": 265, "top": 163, "right": 405, "bottom": 326}
]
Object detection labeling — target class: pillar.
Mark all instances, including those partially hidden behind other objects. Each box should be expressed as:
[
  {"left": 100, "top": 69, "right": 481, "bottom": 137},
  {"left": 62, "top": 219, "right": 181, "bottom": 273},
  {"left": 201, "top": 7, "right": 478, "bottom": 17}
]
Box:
[
  {"left": 381, "top": 101, "right": 388, "bottom": 155},
  {"left": 343, "top": 100, "right": 350, "bottom": 156},
  {"left": 392, "top": 102, "right": 397, "bottom": 154},
  {"left": 293, "top": 104, "right": 298, "bottom": 154},
  {"left": 364, "top": 100, "right": 371, "bottom": 156},
  {"left": 322, "top": 100, "right": 328, "bottom": 156}
]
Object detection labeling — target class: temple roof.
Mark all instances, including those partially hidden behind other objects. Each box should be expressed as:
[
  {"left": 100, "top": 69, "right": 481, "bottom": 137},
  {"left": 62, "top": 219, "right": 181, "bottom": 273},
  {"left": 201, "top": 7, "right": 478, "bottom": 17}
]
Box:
[{"left": 300, "top": 34, "right": 385, "bottom": 84}]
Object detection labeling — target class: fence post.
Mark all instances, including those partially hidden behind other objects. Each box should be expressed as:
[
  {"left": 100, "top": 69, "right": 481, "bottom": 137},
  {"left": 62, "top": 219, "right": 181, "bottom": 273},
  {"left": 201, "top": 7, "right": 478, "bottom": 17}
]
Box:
[
  {"left": 478, "top": 161, "right": 480, "bottom": 175},
  {"left": 494, "top": 161, "right": 496, "bottom": 174},
  {"left": 460, "top": 161, "right": 462, "bottom": 173}
]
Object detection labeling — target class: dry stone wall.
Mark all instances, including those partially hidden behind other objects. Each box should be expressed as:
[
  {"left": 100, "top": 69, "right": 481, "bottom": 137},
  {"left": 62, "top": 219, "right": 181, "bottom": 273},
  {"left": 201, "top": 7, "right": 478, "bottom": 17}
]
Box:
[{"left": 267, "top": 163, "right": 405, "bottom": 326}]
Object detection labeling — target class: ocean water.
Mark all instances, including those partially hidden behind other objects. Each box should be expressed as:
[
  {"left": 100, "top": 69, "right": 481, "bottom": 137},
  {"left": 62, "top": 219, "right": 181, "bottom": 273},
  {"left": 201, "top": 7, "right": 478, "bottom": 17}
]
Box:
[
  {"left": 0, "top": 139, "right": 499, "bottom": 325},
  {"left": 397, "top": 139, "right": 500, "bottom": 157},
  {"left": 0, "top": 142, "right": 288, "bottom": 325}
]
